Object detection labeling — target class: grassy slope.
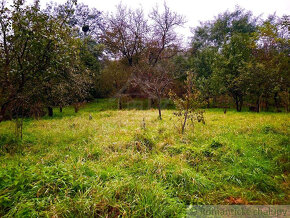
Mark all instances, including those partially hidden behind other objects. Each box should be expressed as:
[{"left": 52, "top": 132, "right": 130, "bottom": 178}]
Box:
[{"left": 0, "top": 99, "right": 289, "bottom": 217}]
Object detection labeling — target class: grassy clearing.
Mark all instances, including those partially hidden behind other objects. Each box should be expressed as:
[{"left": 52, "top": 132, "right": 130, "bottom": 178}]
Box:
[{"left": 0, "top": 99, "right": 289, "bottom": 217}]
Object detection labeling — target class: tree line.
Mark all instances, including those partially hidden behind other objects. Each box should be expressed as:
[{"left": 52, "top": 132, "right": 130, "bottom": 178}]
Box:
[{"left": 0, "top": 0, "right": 289, "bottom": 122}]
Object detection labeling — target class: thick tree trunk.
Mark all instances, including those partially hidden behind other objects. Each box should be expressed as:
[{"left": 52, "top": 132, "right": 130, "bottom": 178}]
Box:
[
  {"left": 48, "top": 107, "right": 53, "bottom": 117},
  {"left": 236, "top": 95, "right": 243, "bottom": 112},
  {"left": 234, "top": 96, "right": 239, "bottom": 112},
  {"left": 128, "top": 57, "right": 133, "bottom": 66},
  {"left": 59, "top": 106, "right": 63, "bottom": 113},
  {"left": 74, "top": 105, "right": 79, "bottom": 113},
  {"left": 256, "top": 95, "right": 262, "bottom": 113},
  {"left": 256, "top": 99, "right": 260, "bottom": 113}
]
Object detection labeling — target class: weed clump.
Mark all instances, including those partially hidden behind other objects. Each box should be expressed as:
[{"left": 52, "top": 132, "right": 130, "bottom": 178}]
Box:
[
  {"left": 167, "top": 145, "right": 184, "bottom": 155},
  {"left": 133, "top": 132, "right": 155, "bottom": 152},
  {"left": 210, "top": 140, "right": 223, "bottom": 149},
  {"left": 86, "top": 149, "right": 102, "bottom": 161},
  {"left": 0, "top": 133, "right": 22, "bottom": 154},
  {"left": 261, "top": 125, "right": 278, "bottom": 134}
]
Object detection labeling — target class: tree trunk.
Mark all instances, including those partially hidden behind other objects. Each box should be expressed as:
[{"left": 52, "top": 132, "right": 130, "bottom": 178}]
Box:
[
  {"left": 48, "top": 107, "right": 53, "bottom": 117},
  {"left": 213, "top": 96, "right": 217, "bottom": 107},
  {"left": 265, "top": 99, "right": 269, "bottom": 111},
  {"left": 237, "top": 96, "right": 243, "bottom": 112},
  {"left": 59, "top": 106, "right": 63, "bottom": 113},
  {"left": 128, "top": 57, "right": 133, "bottom": 66},
  {"left": 257, "top": 95, "right": 262, "bottom": 113},
  {"left": 274, "top": 92, "right": 279, "bottom": 111},
  {"left": 149, "top": 98, "right": 157, "bottom": 108},
  {"left": 283, "top": 91, "right": 289, "bottom": 113},
  {"left": 206, "top": 97, "right": 210, "bottom": 108},
  {"left": 74, "top": 106, "right": 79, "bottom": 113},
  {"left": 157, "top": 98, "right": 162, "bottom": 120},
  {"left": 182, "top": 111, "right": 188, "bottom": 134},
  {"left": 0, "top": 104, "right": 8, "bottom": 122},
  {"left": 256, "top": 99, "right": 260, "bottom": 113},
  {"left": 234, "top": 96, "right": 239, "bottom": 112},
  {"left": 118, "top": 97, "right": 122, "bottom": 110}
]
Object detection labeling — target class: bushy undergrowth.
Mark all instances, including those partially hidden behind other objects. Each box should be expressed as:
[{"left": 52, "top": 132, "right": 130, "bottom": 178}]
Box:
[{"left": 0, "top": 99, "right": 289, "bottom": 217}]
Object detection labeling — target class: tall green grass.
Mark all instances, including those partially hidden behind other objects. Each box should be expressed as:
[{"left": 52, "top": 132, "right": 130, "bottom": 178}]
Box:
[{"left": 0, "top": 99, "right": 289, "bottom": 217}]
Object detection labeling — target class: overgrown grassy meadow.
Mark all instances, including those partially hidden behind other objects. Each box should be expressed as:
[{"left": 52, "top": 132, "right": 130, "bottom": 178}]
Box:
[{"left": 0, "top": 99, "right": 289, "bottom": 217}]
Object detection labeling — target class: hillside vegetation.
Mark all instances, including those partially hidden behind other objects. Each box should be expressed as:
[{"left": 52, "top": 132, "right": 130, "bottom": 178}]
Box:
[{"left": 0, "top": 99, "right": 289, "bottom": 217}]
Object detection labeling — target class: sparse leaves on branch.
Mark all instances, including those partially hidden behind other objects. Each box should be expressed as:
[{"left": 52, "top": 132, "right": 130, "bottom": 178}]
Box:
[{"left": 169, "top": 72, "right": 205, "bottom": 134}]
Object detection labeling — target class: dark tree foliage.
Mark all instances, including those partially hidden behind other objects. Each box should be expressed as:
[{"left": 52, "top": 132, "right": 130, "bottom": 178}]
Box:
[
  {"left": 0, "top": 0, "right": 93, "bottom": 121},
  {"left": 189, "top": 7, "right": 289, "bottom": 112}
]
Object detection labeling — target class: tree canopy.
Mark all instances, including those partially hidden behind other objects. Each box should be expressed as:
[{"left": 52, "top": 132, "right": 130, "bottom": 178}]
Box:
[{"left": 0, "top": 1, "right": 289, "bottom": 122}]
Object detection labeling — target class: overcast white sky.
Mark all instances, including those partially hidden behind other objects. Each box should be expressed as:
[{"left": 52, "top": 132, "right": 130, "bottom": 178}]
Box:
[{"left": 28, "top": 0, "right": 290, "bottom": 43}]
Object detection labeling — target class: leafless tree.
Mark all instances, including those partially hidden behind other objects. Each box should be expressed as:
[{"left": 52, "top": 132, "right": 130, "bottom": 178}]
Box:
[
  {"left": 101, "top": 3, "right": 185, "bottom": 112},
  {"left": 132, "top": 60, "right": 173, "bottom": 120},
  {"left": 132, "top": 3, "right": 186, "bottom": 118},
  {"left": 101, "top": 4, "right": 148, "bottom": 66},
  {"left": 147, "top": 2, "right": 186, "bottom": 65}
]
